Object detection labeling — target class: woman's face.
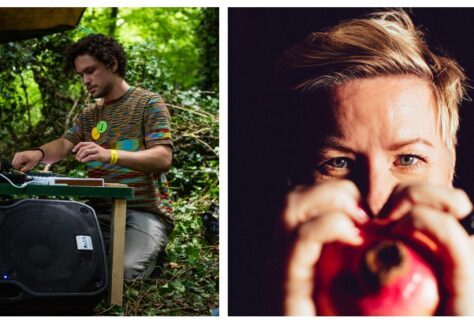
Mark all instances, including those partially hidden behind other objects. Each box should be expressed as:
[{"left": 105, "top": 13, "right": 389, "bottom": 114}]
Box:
[{"left": 313, "top": 75, "right": 455, "bottom": 217}]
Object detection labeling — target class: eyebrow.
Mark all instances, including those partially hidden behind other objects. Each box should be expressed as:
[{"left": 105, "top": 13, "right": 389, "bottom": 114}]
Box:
[
  {"left": 319, "top": 137, "right": 434, "bottom": 154},
  {"left": 319, "top": 137, "right": 356, "bottom": 154},
  {"left": 387, "top": 138, "right": 434, "bottom": 151},
  {"left": 76, "top": 65, "right": 96, "bottom": 75}
]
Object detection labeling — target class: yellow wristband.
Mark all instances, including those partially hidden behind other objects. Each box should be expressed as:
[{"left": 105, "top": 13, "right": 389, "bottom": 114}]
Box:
[{"left": 110, "top": 149, "right": 119, "bottom": 165}]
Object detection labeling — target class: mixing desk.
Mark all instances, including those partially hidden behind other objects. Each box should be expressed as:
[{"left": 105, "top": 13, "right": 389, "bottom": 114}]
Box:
[{"left": 27, "top": 171, "right": 104, "bottom": 186}]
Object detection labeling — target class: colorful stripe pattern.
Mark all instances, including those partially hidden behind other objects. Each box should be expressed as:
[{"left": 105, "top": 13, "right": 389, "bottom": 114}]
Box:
[{"left": 62, "top": 87, "right": 174, "bottom": 228}]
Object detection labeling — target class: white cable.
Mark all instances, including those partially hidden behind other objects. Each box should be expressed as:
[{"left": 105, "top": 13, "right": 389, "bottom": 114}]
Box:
[{"left": 0, "top": 172, "right": 34, "bottom": 189}]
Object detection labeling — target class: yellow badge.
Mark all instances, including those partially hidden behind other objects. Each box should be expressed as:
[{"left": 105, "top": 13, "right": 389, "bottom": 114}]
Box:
[{"left": 91, "top": 127, "right": 100, "bottom": 140}]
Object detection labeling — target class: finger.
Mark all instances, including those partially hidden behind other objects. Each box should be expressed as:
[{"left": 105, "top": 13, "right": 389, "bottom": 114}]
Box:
[
  {"left": 284, "top": 212, "right": 363, "bottom": 315},
  {"left": 72, "top": 142, "right": 93, "bottom": 153},
  {"left": 76, "top": 147, "right": 97, "bottom": 161},
  {"left": 391, "top": 206, "right": 472, "bottom": 262},
  {"left": 12, "top": 153, "right": 29, "bottom": 170},
  {"left": 382, "top": 184, "right": 472, "bottom": 221},
  {"left": 80, "top": 153, "right": 100, "bottom": 163},
  {"left": 11, "top": 154, "right": 21, "bottom": 169},
  {"left": 283, "top": 180, "right": 368, "bottom": 230},
  {"left": 74, "top": 144, "right": 88, "bottom": 159},
  {"left": 20, "top": 160, "right": 37, "bottom": 173},
  {"left": 75, "top": 148, "right": 86, "bottom": 161},
  {"left": 72, "top": 143, "right": 84, "bottom": 153},
  {"left": 298, "top": 211, "right": 364, "bottom": 246},
  {"left": 390, "top": 206, "right": 474, "bottom": 315}
]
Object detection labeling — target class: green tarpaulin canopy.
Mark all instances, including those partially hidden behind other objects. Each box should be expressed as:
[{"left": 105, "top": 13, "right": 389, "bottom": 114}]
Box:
[{"left": 0, "top": 8, "right": 85, "bottom": 43}]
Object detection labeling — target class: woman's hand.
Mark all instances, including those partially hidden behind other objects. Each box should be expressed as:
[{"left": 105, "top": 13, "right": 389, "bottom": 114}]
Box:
[
  {"left": 383, "top": 184, "right": 474, "bottom": 315},
  {"left": 282, "top": 180, "right": 369, "bottom": 315},
  {"left": 282, "top": 181, "right": 474, "bottom": 315}
]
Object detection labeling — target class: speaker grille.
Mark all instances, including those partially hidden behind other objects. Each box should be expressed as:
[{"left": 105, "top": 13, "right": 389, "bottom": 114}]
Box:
[{"left": 0, "top": 199, "right": 107, "bottom": 296}]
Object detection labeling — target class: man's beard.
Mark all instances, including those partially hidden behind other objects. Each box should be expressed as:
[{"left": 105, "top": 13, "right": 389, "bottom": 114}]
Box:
[{"left": 91, "top": 83, "right": 113, "bottom": 99}]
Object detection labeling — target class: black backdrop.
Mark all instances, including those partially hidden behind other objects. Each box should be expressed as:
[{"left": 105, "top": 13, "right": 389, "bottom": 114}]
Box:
[{"left": 228, "top": 8, "right": 474, "bottom": 315}]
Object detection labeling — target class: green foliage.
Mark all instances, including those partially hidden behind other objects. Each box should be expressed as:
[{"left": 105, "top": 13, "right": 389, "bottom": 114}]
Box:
[
  {"left": 196, "top": 8, "right": 219, "bottom": 91},
  {"left": 0, "top": 7, "right": 218, "bottom": 316},
  {"left": 167, "top": 88, "right": 219, "bottom": 199},
  {"left": 0, "top": 7, "right": 219, "bottom": 159},
  {"left": 0, "top": 34, "right": 86, "bottom": 163},
  {"left": 77, "top": 7, "right": 213, "bottom": 90},
  {"left": 95, "top": 195, "right": 218, "bottom": 316}
]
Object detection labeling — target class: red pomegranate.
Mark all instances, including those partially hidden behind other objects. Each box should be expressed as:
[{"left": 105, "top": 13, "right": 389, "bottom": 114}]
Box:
[{"left": 315, "top": 223, "right": 440, "bottom": 315}]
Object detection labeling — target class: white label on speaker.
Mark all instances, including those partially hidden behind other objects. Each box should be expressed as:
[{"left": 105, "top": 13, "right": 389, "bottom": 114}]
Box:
[{"left": 76, "top": 235, "right": 93, "bottom": 251}]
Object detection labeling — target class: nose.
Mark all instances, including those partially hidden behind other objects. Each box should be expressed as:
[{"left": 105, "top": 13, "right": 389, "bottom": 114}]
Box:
[
  {"left": 353, "top": 158, "right": 398, "bottom": 218},
  {"left": 83, "top": 74, "right": 91, "bottom": 85}
]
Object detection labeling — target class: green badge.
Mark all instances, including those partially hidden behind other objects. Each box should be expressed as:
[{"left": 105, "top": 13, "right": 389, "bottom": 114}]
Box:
[{"left": 97, "top": 120, "right": 108, "bottom": 134}]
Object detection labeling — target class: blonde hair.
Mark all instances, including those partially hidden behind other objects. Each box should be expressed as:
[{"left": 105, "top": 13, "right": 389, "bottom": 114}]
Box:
[{"left": 278, "top": 10, "right": 468, "bottom": 151}]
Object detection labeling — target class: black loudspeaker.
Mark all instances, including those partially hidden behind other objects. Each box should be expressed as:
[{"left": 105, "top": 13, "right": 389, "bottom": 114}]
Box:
[{"left": 0, "top": 199, "right": 108, "bottom": 315}]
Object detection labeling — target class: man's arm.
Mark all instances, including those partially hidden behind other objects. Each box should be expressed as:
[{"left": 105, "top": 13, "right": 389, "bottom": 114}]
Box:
[
  {"left": 72, "top": 142, "right": 172, "bottom": 174},
  {"left": 12, "top": 138, "right": 74, "bottom": 172},
  {"left": 114, "top": 145, "right": 172, "bottom": 173}
]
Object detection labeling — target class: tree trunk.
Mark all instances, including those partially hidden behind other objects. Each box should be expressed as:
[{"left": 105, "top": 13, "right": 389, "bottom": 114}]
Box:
[{"left": 108, "top": 7, "right": 119, "bottom": 37}]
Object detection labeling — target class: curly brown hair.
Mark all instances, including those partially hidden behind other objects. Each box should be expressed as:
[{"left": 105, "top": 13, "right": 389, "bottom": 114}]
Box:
[{"left": 65, "top": 34, "right": 127, "bottom": 78}]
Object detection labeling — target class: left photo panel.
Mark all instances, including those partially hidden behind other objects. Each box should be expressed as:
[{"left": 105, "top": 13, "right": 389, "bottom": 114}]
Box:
[{"left": 0, "top": 7, "right": 219, "bottom": 316}]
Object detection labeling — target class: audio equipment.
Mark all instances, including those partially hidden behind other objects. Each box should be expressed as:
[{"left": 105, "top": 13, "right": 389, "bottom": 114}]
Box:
[
  {"left": 27, "top": 172, "right": 105, "bottom": 186},
  {"left": 0, "top": 160, "right": 104, "bottom": 187},
  {"left": 0, "top": 199, "right": 108, "bottom": 315}
]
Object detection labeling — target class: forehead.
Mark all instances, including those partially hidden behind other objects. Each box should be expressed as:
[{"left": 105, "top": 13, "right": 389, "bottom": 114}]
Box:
[
  {"left": 74, "top": 54, "right": 102, "bottom": 73},
  {"left": 297, "top": 75, "right": 440, "bottom": 147},
  {"left": 331, "top": 76, "right": 436, "bottom": 130},
  {"left": 332, "top": 75, "right": 434, "bottom": 108}
]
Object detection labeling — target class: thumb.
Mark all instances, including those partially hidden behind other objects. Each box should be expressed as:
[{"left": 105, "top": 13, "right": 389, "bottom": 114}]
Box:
[{"left": 20, "top": 160, "right": 37, "bottom": 173}]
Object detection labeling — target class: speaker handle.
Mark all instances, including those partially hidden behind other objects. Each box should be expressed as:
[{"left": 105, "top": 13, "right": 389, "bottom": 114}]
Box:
[{"left": 0, "top": 283, "right": 25, "bottom": 302}]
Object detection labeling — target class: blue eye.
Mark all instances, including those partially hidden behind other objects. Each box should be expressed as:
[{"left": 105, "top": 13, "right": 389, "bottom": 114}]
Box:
[
  {"left": 398, "top": 155, "right": 417, "bottom": 166},
  {"left": 316, "top": 157, "right": 353, "bottom": 178},
  {"left": 327, "top": 157, "right": 350, "bottom": 168}
]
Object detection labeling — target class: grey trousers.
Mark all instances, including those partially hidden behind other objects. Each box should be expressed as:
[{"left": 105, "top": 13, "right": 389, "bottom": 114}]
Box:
[{"left": 96, "top": 209, "right": 169, "bottom": 280}]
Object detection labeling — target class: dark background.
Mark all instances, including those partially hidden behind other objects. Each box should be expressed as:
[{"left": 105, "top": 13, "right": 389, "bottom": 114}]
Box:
[{"left": 229, "top": 8, "right": 474, "bottom": 315}]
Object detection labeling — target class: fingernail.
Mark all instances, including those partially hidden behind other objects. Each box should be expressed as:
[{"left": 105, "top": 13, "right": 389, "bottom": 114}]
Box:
[
  {"left": 353, "top": 227, "right": 361, "bottom": 236},
  {"left": 351, "top": 227, "right": 364, "bottom": 245},
  {"left": 356, "top": 207, "right": 369, "bottom": 222}
]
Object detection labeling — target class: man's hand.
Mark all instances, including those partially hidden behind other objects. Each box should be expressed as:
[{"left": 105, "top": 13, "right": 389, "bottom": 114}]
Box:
[
  {"left": 73, "top": 142, "right": 172, "bottom": 173},
  {"left": 73, "top": 142, "right": 111, "bottom": 164},
  {"left": 12, "top": 139, "right": 74, "bottom": 172},
  {"left": 282, "top": 180, "right": 369, "bottom": 315},
  {"left": 382, "top": 184, "right": 474, "bottom": 315},
  {"left": 11, "top": 150, "right": 43, "bottom": 172}
]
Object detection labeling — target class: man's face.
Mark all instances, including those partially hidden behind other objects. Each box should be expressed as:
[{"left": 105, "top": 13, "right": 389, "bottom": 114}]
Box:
[
  {"left": 74, "top": 54, "right": 116, "bottom": 99},
  {"left": 312, "top": 75, "right": 454, "bottom": 217}
]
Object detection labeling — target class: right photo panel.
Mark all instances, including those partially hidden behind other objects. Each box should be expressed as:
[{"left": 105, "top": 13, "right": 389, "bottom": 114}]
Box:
[{"left": 229, "top": 8, "right": 474, "bottom": 316}]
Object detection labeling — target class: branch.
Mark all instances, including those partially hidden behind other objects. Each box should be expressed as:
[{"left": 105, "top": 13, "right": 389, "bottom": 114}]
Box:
[
  {"left": 64, "top": 98, "right": 80, "bottom": 132},
  {"left": 167, "top": 103, "right": 217, "bottom": 119},
  {"left": 18, "top": 71, "right": 32, "bottom": 140},
  {"left": 53, "top": 90, "right": 76, "bottom": 103},
  {"left": 181, "top": 132, "right": 218, "bottom": 157}
]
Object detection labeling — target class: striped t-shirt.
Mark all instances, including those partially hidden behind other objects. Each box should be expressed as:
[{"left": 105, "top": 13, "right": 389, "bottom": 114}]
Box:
[{"left": 62, "top": 87, "right": 174, "bottom": 229}]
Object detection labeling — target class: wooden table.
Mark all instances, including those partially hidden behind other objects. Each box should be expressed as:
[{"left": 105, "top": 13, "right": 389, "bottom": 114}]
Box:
[{"left": 0, "top": 182, "right": 134, "bottom": 306}]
